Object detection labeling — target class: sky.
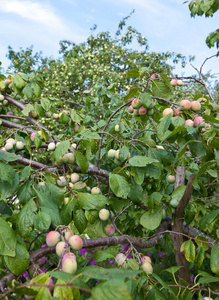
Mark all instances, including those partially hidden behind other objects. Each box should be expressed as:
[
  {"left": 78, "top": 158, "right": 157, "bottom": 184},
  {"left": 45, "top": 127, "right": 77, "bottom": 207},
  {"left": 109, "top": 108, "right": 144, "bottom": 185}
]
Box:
[{"left": 0, "top": 0, "right": 218, "bottom": 82}]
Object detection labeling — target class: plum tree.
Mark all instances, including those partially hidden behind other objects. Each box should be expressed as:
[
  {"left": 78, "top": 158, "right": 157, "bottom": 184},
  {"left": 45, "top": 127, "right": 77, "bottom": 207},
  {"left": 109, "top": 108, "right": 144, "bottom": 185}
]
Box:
[{"left": 0, "top": 9, "right": 218, "bottom": 299}]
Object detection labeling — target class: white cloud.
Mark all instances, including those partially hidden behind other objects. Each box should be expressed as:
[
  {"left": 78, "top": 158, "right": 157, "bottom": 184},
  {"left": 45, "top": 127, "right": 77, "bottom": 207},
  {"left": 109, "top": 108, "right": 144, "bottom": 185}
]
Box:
[{"left": 0, "top": 0, "right": 67, "bottom": 31}]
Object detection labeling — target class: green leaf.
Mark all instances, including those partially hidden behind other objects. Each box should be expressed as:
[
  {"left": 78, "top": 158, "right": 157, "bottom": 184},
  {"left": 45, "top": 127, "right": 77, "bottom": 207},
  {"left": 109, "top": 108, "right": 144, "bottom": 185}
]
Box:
[
  {"left": 196, "top": 247, "right": 205, "bottom": 269},
  {"left": 91, "top": 279, "right": 132, "bottom": 300},
  {"left": 152, "top": 273, "right": 174, "bottom": 295},
  {"left": 0, "top": 217, "right": 17, "bottom": 256},
  {"left": 53, "top": 279, "right": 73, "bottom": 300},
  {"left": 54, "top": 140, "right": 70, "bottom": 162},
  {"left": 70, "top": 109, "right": 83, "bottom": 123},
  {"left": 0, "top": 162, "right": 15, "bottom": 184},
  {"left": 13, "top": 74, "right": 26, "bottom": 89},
  {"left": 35, "top": 287, "right": 50, "bottom": 300},
  {"left": 129, "top": 156, "right": 159, "bottom": 167},
  {"left": 109, "top": 174, "right": 130, "bottom": 199},
  {"left": 140, "top": 92, "right": 154, "bottom": 108},
  {"left": 151, "top": 80, "right": 171, "bottom": 99},
  {"left": 0, "top": 151, "right": 21, "bottom": 162},
  {"left": 78, "top": 193, "right": 109, "bottom": 210},
  {"left": 74, "top": 209, "right": 87, "bottom": 233},
  {"left": 199, "top": 209, "right": 219, "bottom": 231},
  {"left": 146, "top": 288, "right": 167, "bottom": 300},
  {"left": 145, "top": 163, "right": 161, "bottom": 179},
  {"left": 41, "top": 207, "right": 62, "bottom": 226},
  {"left": 0, "top": 173, "right": 19, "bottom": 201},
  {"left": 171, "top": 116, "right": 185, "bottom": 127},
  {"left": 195, "top": 236, "right": 209, "bottom": 251},
  {"left": 4, "top": 243, "right": 29, "bottom": 276},
  {"left": 16, "top": 199, "right": 38, "bottom": 235},
  {"left": 41, "top": 98, "right": 51, "bottom": 111},
  {"left": 163, "top": 266, "right": 182, "bottom": 275},
  {"left": 198, "top": 271, "right": 219, "bottom": 284},
  {"left": 130, "top": 167, "right": 145, "bottom": 185},
  {"left": 20, "top": 165, "right": 31, "bottom": 181},
  {"left": 126, "top": 68, "right": 140, "bottom": 79},
  {"left": 210, "top": 245, "right": 219, "bottom": 275},
  {"left": 22, "top": 83, "right": 33, "bottom": 99},
  {"left": 80, "top": 129, "right": 101, "bottom": 140},
  {"left": 180, "top": 239, "right": 196, "bottom": 262},
  {"left": 79, "top": 266, "right": 140, "bottom": 280},
  {"left": 206, "top": 169, "right": 218, "bottom": 178},
  {"left": 157, "top": 114, "right": 172, "bottom": 138},
  {"left": 171, "top": 185, "right": 186, "bottom": 201},
  {"left": 94, "top": 251, "right": 115, "bottom": 262},
  {"left": 140, "top": 209, "right": 163, "bottom": 230},
  {"left": 74, "top": 149, "right": 89, "bottom": 173},
  {"left": 34, "top": 211, "right": 51, "bottom": 232},
  {"left": 17, "top": 180, "right": 35, "bottom": 204},
  {"left": 31, "top": 81, "right": 41, "bottom": 98}
]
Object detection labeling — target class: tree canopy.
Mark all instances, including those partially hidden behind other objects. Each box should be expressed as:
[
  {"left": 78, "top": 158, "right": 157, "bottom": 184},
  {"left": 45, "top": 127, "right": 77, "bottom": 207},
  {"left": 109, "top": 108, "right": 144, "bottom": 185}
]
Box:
[{"left": 0, "top": 8, "right": 218, "bottom": 300}]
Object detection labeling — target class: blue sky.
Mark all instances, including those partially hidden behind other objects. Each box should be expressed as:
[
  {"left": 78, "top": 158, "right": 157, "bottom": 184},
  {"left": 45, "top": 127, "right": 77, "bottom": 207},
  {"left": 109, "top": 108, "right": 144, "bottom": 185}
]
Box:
[{"left": 0, "top": 0, "right": 218, "bottom": 82}]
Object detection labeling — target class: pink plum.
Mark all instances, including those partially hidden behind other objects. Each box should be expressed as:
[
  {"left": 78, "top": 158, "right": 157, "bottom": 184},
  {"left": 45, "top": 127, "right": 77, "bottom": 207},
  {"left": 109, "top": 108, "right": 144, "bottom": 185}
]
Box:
[
  {"left": 180, "top": 100, "right": 192, "bottom": 110},
  {"left": 46, "top": 231, "right": 60, "bottom": 247}
]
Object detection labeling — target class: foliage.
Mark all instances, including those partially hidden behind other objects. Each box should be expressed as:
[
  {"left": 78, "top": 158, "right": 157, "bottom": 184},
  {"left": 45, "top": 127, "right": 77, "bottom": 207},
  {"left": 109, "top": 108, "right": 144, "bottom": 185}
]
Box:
[{"left": 0, "top": 15, "right": 218, "bottom": 300}]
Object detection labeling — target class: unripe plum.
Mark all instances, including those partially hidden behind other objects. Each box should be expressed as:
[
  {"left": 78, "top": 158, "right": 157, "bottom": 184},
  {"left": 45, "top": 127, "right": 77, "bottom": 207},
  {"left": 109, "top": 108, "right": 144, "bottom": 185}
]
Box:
[
  {"left": 177, "top": 79, "right": 183, "bottom": 86},
  {"left": 131, "top": 98, "right": 141, "bottom": 109},
  {"left": 62, "top": 258, "right": 77, "bottom": 274},
  {"left": 56, "top": 241, "right": 69, "bottom": 257},
  {"left": 115, "top": 149, "right": 120, "bottom": 160},
  {"left": 91, "top": 186, "right": 101, "bottom": 195},
  {"left": 46, "top": 231, "right": 60, "bottom": 247},
  {"left": 170, "top": 198, "right": 179, "bottom": 208},
  {"left": 69, "top": 235, "right": 83, "bottom": 250},
  {"left": 167, "top": 175, "right": 175, "bottom": 184},
  {"left": 16, "top": 141, "right": 24, "bottom": 150},
  {"left": 114, "top": 124, "right": 120, "bottom": 132},
  {"left": 115, "top": 253, "right": 126, "bottom": 266},
  {"left": 141, "top": 262, "right": 153, "bottom": 274},
  {"left": 138, "top": 106, "right": 147, "bottom": 115},
  {"left": 194, "top": 116, "right": 204, "bottom": 127},
  {"left": 191, "top": 101, "right": 201, "bottom": 111},
  {"left": 70, "top": 173, "right": 79, "bottom": 183},
  {"left": 163, "top": 108, "right": 173, "bottom": 117},
  {"left": 105, "top": 224, "right": 115, "bottom": 236},
  {"left": 185, "top": 119, "right": 194, "bottom": 127},
  {"left": 71, "top": 143, "right": 77, "bottom": 149},
  {"left": 48, "top": 142, "right": 56, "bottom": 151},
  {"left": 53, "top": 113, "right": 59, "bottom": 119},
  {"left": 108, "top": 149, "right": 116, "bottom": 159},
  {"left": 0, "top": 94, "right": 4, "bottom": 101},
  {"left": 170, "top": 79, "right": 178, "bottom": 86},
  {"left": 56, "top": 176, "right": 67, "bottom": 187},
  {"left": 156, "top": 145, "right": 164, "bottom": 150},
  {"left": 133, "top": 109, "right": 139, "bottom": 116},
  {"left": 141, "top": 256, "right": 152, "bottom": 264},
  {"left": 65, "top": 152, "right": 75, "bottom": 164},
  {"left": 5, "top": 142, "right": 14, "bottom": 151},
  {"left": 7, "top": 138, "right": 16, "bottom": 145},
  {"left": 3, "top": 100, "right": 8, "bottom": 106},
  {"left": 180, "top": 100, "right": 191, "bottom": 110},
  {"left": 99, "top": 208, "right": 110, "bottom": 221},
  {"left": 64, "top": 229, "right": 73, "bottom": 241}
]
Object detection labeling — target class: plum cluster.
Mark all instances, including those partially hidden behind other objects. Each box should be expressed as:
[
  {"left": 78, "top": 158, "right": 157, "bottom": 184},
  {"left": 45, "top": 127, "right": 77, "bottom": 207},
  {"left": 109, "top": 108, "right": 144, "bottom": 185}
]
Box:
[
  {"left": 98, "top": 208, "right": 115, "bottom": 236},
  {"left": 162, "top": 98, "right": 208, "bottom": 128},
  {"left": 128, "top": 98, "right": 155, "bottom": 117},
  {"left": 46, "top": 229, "right": 83, "bottom": 274},
  {"left": 1, "top": 137, "right": 25, "bottom": 151},
  {"left": 115, "top": 253, "right": 153, "bottom": 274},
  {"left": 107, "top": 148, "right": 130, "bottom": 166}
]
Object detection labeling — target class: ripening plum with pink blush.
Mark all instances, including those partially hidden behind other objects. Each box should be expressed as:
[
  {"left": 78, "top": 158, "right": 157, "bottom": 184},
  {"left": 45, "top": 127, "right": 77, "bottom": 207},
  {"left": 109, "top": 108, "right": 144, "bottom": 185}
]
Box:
[
  {"left": 131, "top": 98, "right": 141, "bottom": 109},
  {"left": 105, "top": 224, "right": 115, "bottom": 236},
  {"left": 170, "top": 79, "right": 178, "bottom": 86},
  {"left": 174, "top": 108, "right": 181, "bottom": 116},
  {"left": 62, "top": 258, "right": 77, "bottom": 274},
  {"left": 191, "top": 101, "right": 201, "bottom": 111},
  {"left": 162, "top": 108, "right": 173, "bottom": 117},
  {"left": 30, "top": 132, "right": 36, "bottom": 141},
  {"left": 185, "top": 119, "right": 194, "bottom": 127},
  {"left": 141, "top": 255, "right": 152, "bottom": 264},
  {"left": 180, "top": 100, "right": 192, "bottom": 110},
  {"left": 62, "top": 252, "right": 76, "bottom": 263},
  {"left": 128, "top": 105, "right": 134, "bottom": 113},
  {"left": 194, "top": 116, "right": 204, "bottom": 127},
  {"left": 69, "top": 235, "right": 83, "bottom": 250},
  {"left": 138, "top": 106, "right": 147, "bottom": 115},
  {"left": 46, "top": 231, "right": 60, "bottom": 247}
]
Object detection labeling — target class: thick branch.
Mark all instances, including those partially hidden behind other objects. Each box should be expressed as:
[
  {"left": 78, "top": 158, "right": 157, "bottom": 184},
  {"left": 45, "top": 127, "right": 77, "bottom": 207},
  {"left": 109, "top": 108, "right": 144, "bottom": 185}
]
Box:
[
  {"left": 0, "top": 118, "right": 35, "bottom": 134},
  {"left": 171, "top": 167, "right": 194, "bottom": 283}
]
